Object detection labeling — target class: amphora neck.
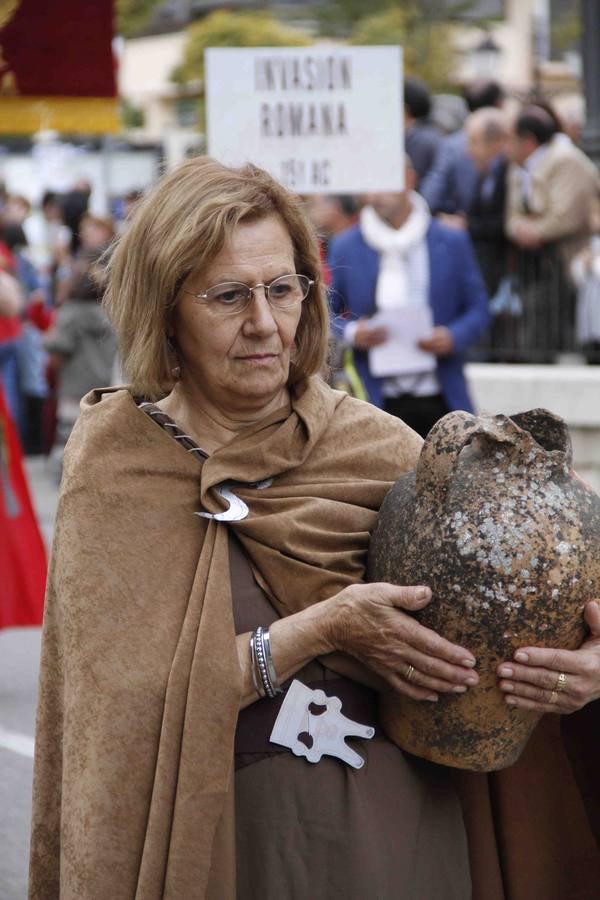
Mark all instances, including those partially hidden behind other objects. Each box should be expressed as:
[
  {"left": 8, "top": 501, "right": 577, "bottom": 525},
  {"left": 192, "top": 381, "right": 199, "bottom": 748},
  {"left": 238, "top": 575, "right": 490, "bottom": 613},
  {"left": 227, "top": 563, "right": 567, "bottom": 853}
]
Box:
[{"left": 416, "top": 408, "right": 572, "bottom": 510}]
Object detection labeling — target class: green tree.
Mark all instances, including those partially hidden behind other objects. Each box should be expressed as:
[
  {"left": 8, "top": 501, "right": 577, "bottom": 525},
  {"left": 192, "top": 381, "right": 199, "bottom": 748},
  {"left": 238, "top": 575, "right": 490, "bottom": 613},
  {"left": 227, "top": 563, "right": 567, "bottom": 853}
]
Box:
[
  {"left": 551, "top": 12, "right": 580, "bottom": 58},
  {"left": 350, "top": 7, "right": 456, "bottom": 90},
  {"left": 315, "top": 0, "right": 477, "bottom": 39},
  {"left": 176, "top": 10, "right": 311, "bottom": 85},
  {"left": 174, "top": 10, "right": 311, "bottom": 133},
  {"left": 120, "top": 99, "right": 145, "bottom": 129},
  {"left": 314, "top": 0, "right": 391, "bottom": 36},
  {"left": 115, "top": 0, "right": 163, "bottom": 38}
]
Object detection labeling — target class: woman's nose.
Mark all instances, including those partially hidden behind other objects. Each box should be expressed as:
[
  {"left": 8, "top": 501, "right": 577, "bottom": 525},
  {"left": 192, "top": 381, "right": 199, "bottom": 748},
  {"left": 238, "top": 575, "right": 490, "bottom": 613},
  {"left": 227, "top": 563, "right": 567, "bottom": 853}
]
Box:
[{"left": 242, "top": 286, "right": 278, "bottom": 334}]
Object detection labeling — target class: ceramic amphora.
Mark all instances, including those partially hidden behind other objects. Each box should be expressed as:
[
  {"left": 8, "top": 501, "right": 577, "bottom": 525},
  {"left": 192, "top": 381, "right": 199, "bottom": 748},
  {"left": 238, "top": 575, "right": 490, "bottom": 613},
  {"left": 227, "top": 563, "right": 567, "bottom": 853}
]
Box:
[{"left": 368, "top": 408, "right": 600, "bottom": 771}]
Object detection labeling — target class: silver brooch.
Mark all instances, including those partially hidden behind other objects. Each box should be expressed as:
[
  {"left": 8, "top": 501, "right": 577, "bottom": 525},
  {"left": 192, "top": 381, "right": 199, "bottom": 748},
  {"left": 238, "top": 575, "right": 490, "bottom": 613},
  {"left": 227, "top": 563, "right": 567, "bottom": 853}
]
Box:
[{"left": 196, "top": 478, "right": 273, "bottom": 522}]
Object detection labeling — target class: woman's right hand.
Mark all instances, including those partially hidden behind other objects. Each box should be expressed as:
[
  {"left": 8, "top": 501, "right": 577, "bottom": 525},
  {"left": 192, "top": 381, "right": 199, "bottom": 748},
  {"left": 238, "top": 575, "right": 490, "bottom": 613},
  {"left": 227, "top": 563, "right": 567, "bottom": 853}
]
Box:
[{"left": 323, "top": 583, "right": 479, "bottom": 702}]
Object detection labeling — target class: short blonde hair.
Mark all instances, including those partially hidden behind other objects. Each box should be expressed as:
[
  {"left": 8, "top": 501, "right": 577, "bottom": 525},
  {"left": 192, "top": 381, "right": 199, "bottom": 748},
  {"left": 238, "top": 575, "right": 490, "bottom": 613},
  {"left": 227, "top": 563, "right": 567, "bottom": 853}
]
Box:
[{"left": 104, "top": 157, "right": 329, "bottom": 399}]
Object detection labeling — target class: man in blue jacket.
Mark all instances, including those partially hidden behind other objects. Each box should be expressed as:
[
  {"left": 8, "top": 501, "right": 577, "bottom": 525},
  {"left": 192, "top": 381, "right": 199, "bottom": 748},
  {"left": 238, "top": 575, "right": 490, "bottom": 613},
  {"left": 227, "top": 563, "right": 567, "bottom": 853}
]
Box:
[{"left": 328, "top": 161, "right": 490, "bottom": 436}]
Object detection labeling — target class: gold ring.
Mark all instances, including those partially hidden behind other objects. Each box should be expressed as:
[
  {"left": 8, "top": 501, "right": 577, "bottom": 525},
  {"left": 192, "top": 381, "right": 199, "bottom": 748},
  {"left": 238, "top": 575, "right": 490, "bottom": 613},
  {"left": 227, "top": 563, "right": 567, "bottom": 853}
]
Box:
[
  {"left": 405, "top": 664, "right": 416, "bottom": 682},
  {"left": 549, "top": 690, "right": 558, "bottom": 704},
  {"left": 554, "top": 672, "right": 568, "bottom": 693}
]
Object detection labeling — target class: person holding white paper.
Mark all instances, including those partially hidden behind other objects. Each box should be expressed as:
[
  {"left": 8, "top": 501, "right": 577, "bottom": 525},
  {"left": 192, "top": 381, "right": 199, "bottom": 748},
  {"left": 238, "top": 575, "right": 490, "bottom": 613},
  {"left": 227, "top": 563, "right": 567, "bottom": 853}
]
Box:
[{"left": 328, "top": 160, "right": 490, "bottom": 436}]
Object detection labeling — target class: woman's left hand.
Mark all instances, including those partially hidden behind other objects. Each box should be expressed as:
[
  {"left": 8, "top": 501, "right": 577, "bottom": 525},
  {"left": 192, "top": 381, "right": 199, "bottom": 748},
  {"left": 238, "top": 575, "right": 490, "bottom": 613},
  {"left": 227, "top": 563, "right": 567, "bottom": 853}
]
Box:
[{"left": 496, "top": 601, "right": 600, "bottom": 714}]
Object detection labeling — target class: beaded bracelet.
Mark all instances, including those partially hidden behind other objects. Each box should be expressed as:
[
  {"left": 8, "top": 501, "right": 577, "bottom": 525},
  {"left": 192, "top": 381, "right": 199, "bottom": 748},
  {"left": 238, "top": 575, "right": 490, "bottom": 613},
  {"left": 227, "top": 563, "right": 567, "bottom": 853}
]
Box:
[
  {"left": 250, "top": 626, "right": 282, "bottom": 699},
  {"left": 249, "top": 631, "right": 265, "bottom": 698},
  {"left": 255, "top": 626, "right": 276, "bottom": 699}
]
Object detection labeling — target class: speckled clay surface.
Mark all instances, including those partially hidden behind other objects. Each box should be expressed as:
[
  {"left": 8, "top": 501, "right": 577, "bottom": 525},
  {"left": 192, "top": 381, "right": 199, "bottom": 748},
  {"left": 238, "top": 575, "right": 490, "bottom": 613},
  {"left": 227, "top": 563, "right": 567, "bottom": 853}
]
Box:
[{"left": 368, "top": 408, "right": 600, "bottom": 772}]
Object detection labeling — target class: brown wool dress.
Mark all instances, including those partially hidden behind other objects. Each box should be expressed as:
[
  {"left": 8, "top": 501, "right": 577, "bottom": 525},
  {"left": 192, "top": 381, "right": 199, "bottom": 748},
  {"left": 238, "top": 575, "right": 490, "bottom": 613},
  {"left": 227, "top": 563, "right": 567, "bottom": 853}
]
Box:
[
  {"left": 140, "top": 402, "right": 471, "bottom": 899},
  {"left": 230, "top": 535, "right": 471, "bottom": 900}
]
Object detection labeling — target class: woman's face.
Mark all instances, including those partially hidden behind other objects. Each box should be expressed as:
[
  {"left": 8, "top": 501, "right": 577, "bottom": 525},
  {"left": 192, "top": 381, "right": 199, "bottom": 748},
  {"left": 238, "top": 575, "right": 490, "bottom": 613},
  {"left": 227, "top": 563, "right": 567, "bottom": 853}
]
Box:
[{"left": 172, "top": 214, "right": 303, "bottom": 416}]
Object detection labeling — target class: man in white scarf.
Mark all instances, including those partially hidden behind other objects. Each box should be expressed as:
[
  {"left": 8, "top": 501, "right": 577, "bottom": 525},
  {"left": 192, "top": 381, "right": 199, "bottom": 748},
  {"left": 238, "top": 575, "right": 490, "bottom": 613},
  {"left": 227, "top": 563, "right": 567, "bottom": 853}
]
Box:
[{"left": 328, "top": 160, "right": 490, "bottom": 436}]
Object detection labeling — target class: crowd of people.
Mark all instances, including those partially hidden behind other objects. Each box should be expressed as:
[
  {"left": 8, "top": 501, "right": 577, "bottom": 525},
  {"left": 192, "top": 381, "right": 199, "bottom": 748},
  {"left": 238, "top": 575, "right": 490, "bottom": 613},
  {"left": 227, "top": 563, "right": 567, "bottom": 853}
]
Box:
[
  {"left": 0, "top": 73, "right": 597, "bottom": 899},
  {"left": 1, "top": 78, "right": 599, "bottom": 469},
  {"left": 0, "top": 181, "right": 139, "bottom": 469},
  {"left": 28, "top": 151, "right": 600, "bottom": 900},
  {"left": 313, "top": 77, "right": 600, "bottom": 407}
]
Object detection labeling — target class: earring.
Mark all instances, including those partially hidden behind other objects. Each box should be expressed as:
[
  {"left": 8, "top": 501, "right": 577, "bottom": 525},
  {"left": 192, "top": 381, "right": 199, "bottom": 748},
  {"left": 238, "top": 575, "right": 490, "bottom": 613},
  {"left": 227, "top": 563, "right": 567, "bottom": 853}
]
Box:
[{"left": 166, "top": 335, "right": 181, "bottom": 379}]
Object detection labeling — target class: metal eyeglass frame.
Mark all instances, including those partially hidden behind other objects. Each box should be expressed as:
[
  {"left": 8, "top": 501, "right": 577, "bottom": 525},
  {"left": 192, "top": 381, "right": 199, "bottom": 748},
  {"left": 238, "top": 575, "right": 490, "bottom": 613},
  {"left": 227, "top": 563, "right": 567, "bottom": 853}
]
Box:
[{"left": 182, "top": 274, "right": 315, "bottom": 316}]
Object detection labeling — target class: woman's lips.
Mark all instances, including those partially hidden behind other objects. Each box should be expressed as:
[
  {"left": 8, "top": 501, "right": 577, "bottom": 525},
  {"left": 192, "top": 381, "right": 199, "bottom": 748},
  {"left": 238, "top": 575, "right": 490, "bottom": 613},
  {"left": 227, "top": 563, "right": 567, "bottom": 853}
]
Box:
[{"left": 237, "top": 353, "right": 279, "bottom": 365}]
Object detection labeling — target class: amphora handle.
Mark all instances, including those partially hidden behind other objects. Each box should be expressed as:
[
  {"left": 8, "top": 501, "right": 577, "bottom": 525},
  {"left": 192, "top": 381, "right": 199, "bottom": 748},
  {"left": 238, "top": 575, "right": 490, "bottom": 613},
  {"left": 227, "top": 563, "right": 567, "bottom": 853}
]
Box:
[{"left": 416, "top": 411, "right": 528, "bottom": 509}]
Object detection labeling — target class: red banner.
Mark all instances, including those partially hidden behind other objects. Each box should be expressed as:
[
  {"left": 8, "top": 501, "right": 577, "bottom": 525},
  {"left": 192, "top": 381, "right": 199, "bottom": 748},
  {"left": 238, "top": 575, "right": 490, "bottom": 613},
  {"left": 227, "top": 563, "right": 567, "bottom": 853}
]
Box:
[
  {"left": 0, "top": 383, "right": 46, "bottom": 629},
  {"left": 0, "top": 0, "right": 119, "bottom": 133}
]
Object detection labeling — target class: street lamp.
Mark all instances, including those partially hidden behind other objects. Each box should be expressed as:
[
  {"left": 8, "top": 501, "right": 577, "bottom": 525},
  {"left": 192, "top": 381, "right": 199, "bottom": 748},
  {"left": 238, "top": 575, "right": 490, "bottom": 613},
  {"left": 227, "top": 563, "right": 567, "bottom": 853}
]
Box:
[{"left": 471, "top": 33, "right": 502, "bottom": 81}]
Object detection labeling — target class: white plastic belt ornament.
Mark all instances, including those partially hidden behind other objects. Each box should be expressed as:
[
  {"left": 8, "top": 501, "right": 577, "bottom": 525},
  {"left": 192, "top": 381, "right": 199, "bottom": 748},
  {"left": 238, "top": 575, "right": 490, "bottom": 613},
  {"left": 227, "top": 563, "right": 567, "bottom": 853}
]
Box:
[{"left": 270, "top": 680, "right": 375, "bottom": 769}]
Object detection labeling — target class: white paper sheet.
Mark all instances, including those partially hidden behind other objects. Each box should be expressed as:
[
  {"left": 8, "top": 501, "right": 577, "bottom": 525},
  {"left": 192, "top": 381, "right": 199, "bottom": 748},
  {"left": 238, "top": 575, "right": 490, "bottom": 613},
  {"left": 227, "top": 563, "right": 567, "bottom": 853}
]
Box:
[{"left": 368, "top": 307, "right": 436, "bottom": 377}]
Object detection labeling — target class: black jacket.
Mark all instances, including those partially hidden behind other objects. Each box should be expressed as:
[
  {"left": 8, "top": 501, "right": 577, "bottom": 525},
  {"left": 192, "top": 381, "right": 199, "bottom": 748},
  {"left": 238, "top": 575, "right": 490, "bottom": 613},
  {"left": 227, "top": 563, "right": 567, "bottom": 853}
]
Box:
[{"left": 467, "top": 156, "right": 509, "bottom": 295}]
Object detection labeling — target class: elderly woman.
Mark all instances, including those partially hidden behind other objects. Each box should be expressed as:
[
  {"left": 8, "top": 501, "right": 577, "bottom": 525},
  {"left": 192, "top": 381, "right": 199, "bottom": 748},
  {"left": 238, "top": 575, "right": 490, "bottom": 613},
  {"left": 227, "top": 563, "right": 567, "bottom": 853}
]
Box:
[{"left": 30, "top": 158, "right": 599, "bottom": 899}]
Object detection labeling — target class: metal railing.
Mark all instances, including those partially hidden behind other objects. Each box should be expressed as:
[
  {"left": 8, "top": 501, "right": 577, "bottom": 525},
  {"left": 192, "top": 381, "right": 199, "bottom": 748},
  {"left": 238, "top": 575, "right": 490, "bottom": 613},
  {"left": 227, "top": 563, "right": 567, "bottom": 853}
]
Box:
[{"left": 469, "top": 248, "right": 600, "bottom": 365}]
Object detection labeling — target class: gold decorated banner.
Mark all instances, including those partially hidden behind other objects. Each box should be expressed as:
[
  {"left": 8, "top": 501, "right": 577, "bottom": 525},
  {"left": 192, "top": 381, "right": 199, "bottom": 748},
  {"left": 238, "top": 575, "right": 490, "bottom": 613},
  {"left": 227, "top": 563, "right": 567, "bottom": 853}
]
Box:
[
  {"left": 0, "top": 96, "right": 120, "bottom": 135},
  {"left": 0, "top": 0, "right": 119, "bottom": 134}
]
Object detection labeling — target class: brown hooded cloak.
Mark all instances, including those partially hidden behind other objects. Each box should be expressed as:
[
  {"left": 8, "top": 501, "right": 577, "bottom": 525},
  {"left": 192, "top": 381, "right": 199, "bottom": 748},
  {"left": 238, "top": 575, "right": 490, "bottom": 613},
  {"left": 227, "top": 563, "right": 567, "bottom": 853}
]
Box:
[
  {"left": 29, "top": 376, "right": 599, "bottom": 898},
  {"left": 29, "top": 377, "right": 422, "bottom": 898}
]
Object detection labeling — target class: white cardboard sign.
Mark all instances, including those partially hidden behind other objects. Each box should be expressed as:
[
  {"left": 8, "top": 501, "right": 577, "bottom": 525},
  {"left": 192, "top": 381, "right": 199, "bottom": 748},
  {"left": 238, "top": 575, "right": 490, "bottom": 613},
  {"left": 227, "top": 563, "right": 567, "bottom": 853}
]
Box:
[{"left": 205, "top": 46, "right": 404, "bottom": 195}]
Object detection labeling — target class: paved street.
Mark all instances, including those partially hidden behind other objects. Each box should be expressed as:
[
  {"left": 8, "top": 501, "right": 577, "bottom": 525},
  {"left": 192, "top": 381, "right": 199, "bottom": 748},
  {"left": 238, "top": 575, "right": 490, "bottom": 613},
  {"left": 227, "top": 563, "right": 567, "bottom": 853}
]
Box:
[{"left": 1, "top": 459, "right": 58, "bottom": 900}]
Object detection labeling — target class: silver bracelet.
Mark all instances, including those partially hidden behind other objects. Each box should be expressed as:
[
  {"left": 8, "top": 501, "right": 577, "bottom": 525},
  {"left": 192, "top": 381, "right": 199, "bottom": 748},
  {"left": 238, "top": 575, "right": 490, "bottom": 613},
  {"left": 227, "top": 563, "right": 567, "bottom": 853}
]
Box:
[
  {"left": 255, "top": 626, "right": 276, "bottom": 699},
  {"left": 262, "top": 628, "right": 282, "bottom": 695},
  {"left": 249, "top": 631, "right": 266, "bottom": 698},
  {"left": 250, "top": 626, "right": 281, "bottom": 699}
]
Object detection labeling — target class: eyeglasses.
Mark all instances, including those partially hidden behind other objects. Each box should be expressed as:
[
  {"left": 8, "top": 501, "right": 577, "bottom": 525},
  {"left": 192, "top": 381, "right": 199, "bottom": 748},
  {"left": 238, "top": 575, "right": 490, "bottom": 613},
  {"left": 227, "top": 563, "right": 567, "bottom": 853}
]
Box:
[{"left": 182, "top": 273, "right": 314, "bottom": 317}]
